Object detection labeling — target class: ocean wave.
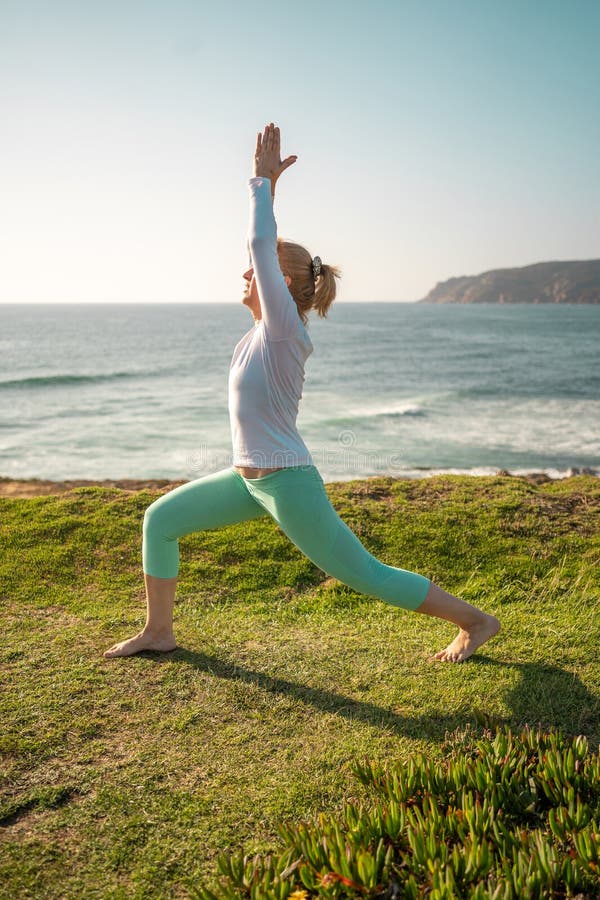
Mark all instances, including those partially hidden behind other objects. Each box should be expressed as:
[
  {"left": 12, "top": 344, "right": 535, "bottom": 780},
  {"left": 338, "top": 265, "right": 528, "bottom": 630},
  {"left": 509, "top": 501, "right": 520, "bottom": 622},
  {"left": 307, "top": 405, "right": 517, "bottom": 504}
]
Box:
[
  {"left": 0, "top": 370, "right": 162, "bottom": 390},
  {"left": 384, "top": 465, "right": 600, "bottom": 479},
  {"left": 348, "top": 400, "right": 427, "bottom": 419}
]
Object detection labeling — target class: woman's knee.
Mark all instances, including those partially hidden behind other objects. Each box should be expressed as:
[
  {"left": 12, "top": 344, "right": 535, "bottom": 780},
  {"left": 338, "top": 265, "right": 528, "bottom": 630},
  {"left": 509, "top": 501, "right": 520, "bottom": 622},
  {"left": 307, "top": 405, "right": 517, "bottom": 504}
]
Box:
[
  {"left": 306, "top": 524, "right": 424, "bottom": 607},
  {"left": 143, "top": 496, "right": 178, "bottom": 541}
]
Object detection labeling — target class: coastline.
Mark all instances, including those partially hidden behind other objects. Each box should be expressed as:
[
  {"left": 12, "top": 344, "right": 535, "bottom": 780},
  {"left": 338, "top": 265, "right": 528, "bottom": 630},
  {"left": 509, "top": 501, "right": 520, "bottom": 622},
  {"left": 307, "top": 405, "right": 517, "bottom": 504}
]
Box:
[{"left": 0, "top": 468, "right": 595, "bottom": 498}]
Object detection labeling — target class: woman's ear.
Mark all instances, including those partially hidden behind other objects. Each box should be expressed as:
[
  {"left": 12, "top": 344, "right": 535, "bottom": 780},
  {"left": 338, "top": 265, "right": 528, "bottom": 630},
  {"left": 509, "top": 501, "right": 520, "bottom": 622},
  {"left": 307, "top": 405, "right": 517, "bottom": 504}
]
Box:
[{"left": 284, "top": 275, "right": 292, "bottom": 288}]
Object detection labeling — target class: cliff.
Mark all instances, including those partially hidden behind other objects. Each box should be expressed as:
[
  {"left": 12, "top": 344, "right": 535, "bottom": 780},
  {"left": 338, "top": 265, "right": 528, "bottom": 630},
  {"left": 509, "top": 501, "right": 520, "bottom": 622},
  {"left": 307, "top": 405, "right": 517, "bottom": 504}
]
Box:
[{"left": 418, "top": 259, "right": 600, "bottom": 304}]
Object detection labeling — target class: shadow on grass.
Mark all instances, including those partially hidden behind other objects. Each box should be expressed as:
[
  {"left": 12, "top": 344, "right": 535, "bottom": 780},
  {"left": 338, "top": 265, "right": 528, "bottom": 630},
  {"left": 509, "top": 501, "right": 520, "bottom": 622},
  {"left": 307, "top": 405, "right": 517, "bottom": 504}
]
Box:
[
  {"left": 134, "top": 648, "right": 600, "bottom": 745},
  {"left": 496, "top": 658, "right": 600, "bottom": 744}
]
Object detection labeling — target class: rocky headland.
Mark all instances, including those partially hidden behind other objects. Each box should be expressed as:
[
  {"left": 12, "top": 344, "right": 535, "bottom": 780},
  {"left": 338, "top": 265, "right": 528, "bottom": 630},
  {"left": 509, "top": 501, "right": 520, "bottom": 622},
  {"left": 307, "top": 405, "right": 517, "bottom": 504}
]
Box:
[{"left": 419, "top": 259, "right": 600, "bottom": 304}]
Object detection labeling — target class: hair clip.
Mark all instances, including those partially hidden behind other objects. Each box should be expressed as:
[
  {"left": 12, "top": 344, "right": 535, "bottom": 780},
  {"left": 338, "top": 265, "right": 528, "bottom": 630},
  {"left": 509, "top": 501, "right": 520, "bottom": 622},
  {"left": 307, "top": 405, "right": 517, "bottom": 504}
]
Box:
[{"left": 312, "top": 256, "right": 322, "bottom": 279}]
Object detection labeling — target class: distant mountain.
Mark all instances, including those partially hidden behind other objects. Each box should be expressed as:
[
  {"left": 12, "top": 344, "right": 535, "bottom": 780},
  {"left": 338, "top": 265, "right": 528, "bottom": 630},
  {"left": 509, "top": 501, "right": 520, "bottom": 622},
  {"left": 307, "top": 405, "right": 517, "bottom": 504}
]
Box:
[{"left": 418, "top": 259, "right": 600, "bottom": 304}]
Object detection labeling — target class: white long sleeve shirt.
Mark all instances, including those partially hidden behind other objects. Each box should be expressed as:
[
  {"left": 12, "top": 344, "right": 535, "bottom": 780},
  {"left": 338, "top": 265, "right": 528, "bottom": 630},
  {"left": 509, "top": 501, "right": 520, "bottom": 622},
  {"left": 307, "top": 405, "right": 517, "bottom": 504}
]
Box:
[{"left": 227, "top": 177, "right": 314, "bottom": 468}]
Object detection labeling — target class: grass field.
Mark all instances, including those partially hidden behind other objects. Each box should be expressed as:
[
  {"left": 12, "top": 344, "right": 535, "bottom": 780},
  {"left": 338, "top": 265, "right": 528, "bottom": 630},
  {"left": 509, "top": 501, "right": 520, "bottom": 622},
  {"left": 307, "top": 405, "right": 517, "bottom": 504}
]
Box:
[{"left": 1, "top": 474, "right": 599, "bottom": 898}]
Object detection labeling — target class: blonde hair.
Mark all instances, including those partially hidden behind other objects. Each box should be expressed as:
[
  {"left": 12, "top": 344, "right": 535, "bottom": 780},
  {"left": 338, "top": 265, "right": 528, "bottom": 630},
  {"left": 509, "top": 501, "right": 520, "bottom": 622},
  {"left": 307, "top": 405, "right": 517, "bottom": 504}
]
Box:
[{"left": 277, "top": 238, "right": 341, "bottom": 325}]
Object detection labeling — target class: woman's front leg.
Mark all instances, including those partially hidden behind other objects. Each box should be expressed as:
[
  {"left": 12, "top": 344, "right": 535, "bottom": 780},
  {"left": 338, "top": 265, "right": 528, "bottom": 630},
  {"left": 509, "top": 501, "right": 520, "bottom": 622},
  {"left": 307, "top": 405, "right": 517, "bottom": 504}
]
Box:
[
  {"left": 103, "top": 574, "right": 178, "bottom": 658},
  {"left": 103, "top": 467, "right": 265, "bottom": 659}
]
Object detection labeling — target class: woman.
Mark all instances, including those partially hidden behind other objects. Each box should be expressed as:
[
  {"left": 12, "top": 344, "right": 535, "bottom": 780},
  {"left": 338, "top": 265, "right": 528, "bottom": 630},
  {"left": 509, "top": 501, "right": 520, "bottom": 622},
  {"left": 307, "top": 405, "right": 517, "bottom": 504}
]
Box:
[{"left": 104, "top": 123, "right": 500, "bottom": 663}]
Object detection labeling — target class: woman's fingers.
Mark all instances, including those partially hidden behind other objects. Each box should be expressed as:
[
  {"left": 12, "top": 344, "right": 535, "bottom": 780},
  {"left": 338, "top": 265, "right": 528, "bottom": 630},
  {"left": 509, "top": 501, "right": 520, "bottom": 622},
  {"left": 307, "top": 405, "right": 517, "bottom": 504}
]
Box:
[{"left": 258, "top": 123, "right": 284, "bottom": 155}]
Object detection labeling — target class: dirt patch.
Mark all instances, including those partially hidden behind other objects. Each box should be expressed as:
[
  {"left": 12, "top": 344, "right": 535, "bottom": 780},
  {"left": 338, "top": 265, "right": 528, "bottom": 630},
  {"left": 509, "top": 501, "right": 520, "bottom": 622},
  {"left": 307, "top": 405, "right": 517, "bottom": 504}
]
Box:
[{"left": 0, "top": 477, "right": 187, "bottom": 498}]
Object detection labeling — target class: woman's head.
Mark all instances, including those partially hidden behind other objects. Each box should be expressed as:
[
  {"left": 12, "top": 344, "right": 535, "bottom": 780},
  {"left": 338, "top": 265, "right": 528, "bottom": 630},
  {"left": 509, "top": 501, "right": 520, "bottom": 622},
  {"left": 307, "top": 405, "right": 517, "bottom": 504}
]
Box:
[{"left": 277, "top": 239, "right": 341, "bottom": 325}]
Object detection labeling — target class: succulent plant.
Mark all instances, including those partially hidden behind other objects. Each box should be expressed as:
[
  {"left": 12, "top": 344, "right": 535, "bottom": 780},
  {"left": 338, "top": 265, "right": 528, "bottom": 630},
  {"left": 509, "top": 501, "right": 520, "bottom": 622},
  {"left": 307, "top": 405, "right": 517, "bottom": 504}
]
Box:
[{"left": 194, "top": 725, "right": 600, "bottom": 899}]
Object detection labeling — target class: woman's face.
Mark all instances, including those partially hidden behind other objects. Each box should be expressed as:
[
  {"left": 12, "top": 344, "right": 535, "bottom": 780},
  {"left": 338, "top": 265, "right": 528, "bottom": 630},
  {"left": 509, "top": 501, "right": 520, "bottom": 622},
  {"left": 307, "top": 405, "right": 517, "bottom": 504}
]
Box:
[{"left": 242, "top": 267, "right": 261, "bottom": 320}]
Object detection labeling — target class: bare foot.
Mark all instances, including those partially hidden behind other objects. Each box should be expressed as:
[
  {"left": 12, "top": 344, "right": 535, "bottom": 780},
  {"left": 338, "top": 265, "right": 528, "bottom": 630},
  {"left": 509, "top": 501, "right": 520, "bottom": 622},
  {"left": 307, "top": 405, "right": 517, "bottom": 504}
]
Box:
[
  {"left": 103, "top": 630, "right": 177, "bottom": 659},
  {"left": 432, "top": 614, "right": 500, "bottom": 663}
]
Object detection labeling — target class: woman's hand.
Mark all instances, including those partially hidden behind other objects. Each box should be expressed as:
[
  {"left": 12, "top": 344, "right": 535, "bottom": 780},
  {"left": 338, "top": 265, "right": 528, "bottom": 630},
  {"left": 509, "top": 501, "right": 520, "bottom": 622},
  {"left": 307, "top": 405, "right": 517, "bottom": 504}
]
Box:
[{"left": 253, "top": 123, "right": 297, "bottom": 197}]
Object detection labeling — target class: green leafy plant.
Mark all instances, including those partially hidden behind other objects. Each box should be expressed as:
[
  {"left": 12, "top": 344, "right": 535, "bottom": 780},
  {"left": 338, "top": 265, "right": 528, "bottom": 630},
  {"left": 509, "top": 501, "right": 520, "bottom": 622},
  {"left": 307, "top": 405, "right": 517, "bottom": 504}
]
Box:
[{"left": 195, "top": 725, "right": 600, "bottom": 899}]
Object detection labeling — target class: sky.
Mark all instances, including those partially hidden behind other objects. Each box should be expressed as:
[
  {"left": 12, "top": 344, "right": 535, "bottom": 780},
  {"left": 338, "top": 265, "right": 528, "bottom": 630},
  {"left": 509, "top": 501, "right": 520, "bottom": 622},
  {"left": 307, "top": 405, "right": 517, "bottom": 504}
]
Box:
[{"left": 1, "top": 0, "right": 598, "bottom": 303}]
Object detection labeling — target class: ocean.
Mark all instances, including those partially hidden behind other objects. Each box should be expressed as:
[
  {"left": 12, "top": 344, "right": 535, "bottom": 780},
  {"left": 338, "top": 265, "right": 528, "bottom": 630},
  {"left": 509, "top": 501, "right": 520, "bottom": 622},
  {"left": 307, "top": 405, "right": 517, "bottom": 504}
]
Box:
[{"left": 1, "top": 302, "right": 599, "bottom": 483}]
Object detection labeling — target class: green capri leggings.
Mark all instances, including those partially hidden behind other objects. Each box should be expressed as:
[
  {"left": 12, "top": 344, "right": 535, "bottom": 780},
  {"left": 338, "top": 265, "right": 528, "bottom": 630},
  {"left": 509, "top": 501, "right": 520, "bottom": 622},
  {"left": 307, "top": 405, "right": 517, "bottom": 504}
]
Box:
[{"left": 142, "top": 465, "right": 431, "bottom": 612}]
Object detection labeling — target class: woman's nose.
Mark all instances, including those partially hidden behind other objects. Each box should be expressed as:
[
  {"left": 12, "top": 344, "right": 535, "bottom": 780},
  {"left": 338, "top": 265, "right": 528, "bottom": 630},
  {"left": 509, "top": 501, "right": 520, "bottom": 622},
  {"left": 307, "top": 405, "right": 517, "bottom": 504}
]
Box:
[{"left": 243, "top": 268, "right": 253, "bottom": 282}]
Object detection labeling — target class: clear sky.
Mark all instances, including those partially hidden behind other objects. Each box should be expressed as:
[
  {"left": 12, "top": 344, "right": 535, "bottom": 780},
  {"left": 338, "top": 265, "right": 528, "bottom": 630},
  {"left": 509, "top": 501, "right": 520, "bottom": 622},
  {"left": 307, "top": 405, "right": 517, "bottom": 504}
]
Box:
[{"left": 1, "top": 0, "right": 598, "bottom": 303}]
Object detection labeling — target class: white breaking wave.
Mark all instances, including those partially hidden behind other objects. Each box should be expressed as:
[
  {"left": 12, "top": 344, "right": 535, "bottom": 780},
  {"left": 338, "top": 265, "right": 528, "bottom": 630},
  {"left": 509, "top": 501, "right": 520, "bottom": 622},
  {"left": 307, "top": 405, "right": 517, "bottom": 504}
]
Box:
[
  {"left": 386, "top": 465, "right": 599, "bottom": 479},
  {"left": 348, "top": 399, "right": 425, "bottom": 418}
]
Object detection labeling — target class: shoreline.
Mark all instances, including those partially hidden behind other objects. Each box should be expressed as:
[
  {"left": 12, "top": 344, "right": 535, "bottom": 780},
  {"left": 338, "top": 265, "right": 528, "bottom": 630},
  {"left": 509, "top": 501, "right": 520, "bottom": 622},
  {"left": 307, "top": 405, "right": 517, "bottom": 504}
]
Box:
[{"left": 0, "top": 468, "right": 597, "bottom": 498}]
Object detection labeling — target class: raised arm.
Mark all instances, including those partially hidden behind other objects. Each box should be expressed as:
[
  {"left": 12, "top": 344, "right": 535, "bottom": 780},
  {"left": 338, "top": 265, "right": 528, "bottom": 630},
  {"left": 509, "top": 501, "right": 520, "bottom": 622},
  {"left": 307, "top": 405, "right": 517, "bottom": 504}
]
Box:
[{"left": 248, "top": 124, "right": 300, "bottom": 340}]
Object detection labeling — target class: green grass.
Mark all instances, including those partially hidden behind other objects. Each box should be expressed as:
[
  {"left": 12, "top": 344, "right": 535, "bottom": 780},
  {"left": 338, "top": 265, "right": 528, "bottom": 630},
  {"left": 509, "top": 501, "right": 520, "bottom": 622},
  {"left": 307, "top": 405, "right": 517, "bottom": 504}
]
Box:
[{"left": 1, "top": 474, "right": 599, "bottom": 898}]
